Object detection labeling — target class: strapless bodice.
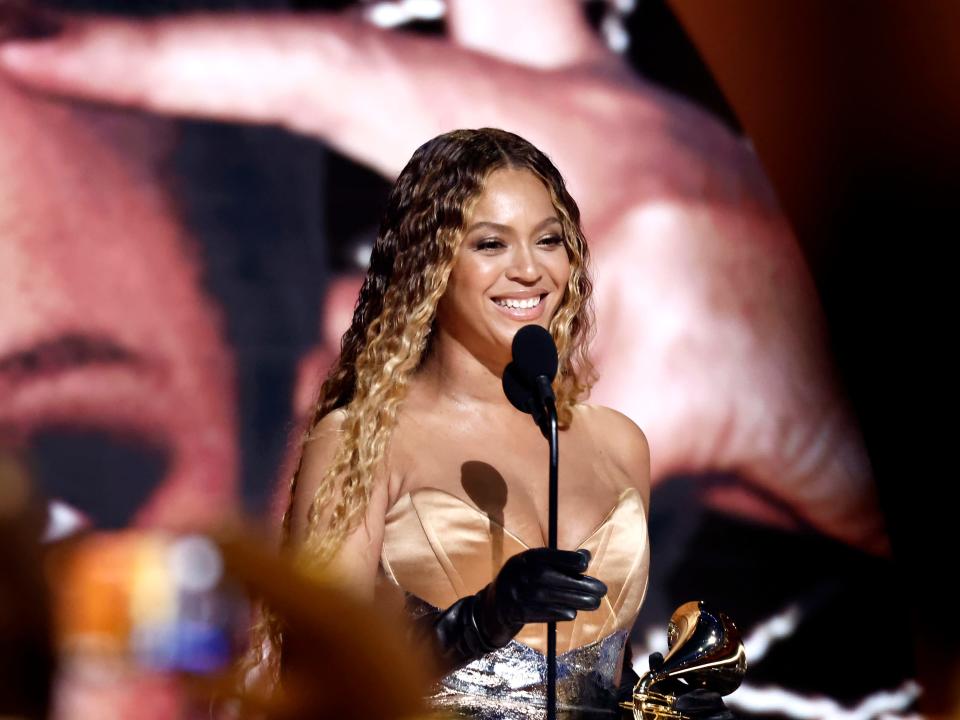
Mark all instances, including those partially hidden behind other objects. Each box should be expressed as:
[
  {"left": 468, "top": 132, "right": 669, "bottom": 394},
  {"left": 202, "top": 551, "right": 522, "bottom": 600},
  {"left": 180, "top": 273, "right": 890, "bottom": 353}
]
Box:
[{"left": 380, "top": 486, "right": 650, "bottom": 718}]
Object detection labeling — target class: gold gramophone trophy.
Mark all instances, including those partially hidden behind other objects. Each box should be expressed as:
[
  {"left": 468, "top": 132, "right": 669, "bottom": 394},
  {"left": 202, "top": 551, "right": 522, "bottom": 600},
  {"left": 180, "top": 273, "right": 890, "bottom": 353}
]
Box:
[{"left": 622, "top": 601, "right": 747, "bottom": 720}]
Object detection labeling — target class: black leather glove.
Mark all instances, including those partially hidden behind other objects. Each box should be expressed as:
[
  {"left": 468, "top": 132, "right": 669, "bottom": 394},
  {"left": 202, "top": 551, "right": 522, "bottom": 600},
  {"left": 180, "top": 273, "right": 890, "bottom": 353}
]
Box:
[
  {"left": 644, "top": 652, "right": 736, "bottom": 720},
  {"left": 413, "top": 547, "right": 607, "bottom": 674}
]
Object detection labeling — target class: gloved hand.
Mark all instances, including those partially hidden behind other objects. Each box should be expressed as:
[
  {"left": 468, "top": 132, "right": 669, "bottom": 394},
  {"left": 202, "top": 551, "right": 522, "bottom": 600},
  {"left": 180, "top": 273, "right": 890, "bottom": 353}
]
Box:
[
  {"left": 413, "top": 547, "right": 607, "bottom": 674},
  {"left": 645, "top": 652, "right": 736, "bottom": 720}
]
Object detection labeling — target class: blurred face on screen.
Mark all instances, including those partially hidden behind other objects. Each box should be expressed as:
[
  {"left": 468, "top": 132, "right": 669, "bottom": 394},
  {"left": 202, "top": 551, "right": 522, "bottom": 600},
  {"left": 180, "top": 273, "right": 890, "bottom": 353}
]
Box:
[{"left": 0, "top": 78, "right": 238, "bottom": 531}]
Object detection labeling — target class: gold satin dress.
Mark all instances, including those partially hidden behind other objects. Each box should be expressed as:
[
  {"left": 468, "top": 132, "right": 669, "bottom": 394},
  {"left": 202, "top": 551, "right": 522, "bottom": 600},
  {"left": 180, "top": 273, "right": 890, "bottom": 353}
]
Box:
[{"left": 381, "top": 486, "right": 650, "bottom": 719}]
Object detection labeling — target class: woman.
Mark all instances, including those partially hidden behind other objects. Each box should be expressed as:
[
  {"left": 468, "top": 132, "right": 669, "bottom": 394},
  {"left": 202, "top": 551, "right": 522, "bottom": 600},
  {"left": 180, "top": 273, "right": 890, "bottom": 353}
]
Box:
[{"left": 280, "top": 128, "right": 725, "bottom": 719}]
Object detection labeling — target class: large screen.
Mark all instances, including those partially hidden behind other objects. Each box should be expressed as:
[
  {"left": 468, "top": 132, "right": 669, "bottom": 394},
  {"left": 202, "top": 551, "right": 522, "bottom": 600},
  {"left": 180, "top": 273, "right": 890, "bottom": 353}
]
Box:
[{"left": 0, "top": 1, "right": 917, "bottom": 717}]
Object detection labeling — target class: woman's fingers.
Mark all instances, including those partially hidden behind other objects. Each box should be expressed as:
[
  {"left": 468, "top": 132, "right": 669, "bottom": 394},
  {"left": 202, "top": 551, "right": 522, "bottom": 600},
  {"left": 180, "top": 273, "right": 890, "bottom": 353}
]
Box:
[
  {"left": 522, "top": 604, "right": 578, "bottom": 623},
  {"left": 0, "top": 10, "right": 660, "bottom": 220},
  {"left": 529, "top": 568, "right": 607, "bottom": 598},
  {"left": 445, "top": 0, "right": 617, "bottom": 70},
  {"left": 0, "top": 14, "right": 352, "bottom": 126},
  {"left": 529, "top": 587, "right": 605, "bottom": 611},
  {"left": 523, "top": 547, "right": 590, "bottom": 571},
  {"left": 516, "top": 549, "right": 608, "bottom": 605},
  {"left": 0, "top": 12, "right": 503, "bottom": 179},
  {"left": 520, "top": 589, "right": 605, "bottom": 622}
]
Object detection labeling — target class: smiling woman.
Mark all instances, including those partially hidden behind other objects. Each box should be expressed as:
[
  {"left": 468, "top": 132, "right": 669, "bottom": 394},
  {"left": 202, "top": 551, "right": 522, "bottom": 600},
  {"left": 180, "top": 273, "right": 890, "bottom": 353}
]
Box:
[{"left": 267, "top": 128, "right": 705, "bottom": 719}]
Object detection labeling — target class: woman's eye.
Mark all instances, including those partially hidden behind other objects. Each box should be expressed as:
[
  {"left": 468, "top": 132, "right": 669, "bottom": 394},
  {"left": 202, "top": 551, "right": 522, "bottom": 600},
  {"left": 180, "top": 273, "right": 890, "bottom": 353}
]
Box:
[
  {"left": 539, "top": 235, "right": 563, "bottom": 247},
  {"left": 476, "top": 238, "right": 505, "bottom": 251}
]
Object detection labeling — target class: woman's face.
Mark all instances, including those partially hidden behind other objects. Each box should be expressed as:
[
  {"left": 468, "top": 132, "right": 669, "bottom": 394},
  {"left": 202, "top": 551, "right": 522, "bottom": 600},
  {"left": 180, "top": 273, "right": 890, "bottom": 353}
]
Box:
[{"left": 436, "top": 167, "right": 571, "bottom": 366}]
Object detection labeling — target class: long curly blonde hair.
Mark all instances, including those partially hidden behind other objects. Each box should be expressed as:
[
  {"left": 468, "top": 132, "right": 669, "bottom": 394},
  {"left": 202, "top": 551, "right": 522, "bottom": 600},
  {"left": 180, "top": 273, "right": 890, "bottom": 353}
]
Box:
[
  {"left": 254, "top": 130, "right": 596, "bottom": 673},
  {"left": 282, "top": 128, "right": 595, "bottom": 565}
]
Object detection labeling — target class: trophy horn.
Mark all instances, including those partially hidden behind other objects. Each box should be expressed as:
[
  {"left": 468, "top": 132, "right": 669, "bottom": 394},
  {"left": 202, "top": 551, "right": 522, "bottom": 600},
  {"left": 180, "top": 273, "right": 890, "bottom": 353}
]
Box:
[{"left": 627, "top": 601, "right": 747, "bottom": 720}]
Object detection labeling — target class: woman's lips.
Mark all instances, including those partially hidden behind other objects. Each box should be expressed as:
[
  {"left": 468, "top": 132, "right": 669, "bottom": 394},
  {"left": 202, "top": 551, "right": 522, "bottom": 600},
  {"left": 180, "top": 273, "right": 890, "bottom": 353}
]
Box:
[{"left": 490, "top": 294, "right": 547, "bottom": 321}]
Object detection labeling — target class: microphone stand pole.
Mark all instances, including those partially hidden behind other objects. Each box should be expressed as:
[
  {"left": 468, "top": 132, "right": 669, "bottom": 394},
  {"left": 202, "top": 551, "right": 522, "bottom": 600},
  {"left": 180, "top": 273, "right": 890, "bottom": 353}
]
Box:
[{"left": 539, "top": 392, "right": 559, "bottom": 720}]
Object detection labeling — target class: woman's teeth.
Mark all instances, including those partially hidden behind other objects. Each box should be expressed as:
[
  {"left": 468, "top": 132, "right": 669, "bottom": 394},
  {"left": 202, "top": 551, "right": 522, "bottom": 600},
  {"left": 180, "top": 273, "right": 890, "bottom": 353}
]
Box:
[{"left": 495, "top": 296, "right": 542, "bottom": 309}]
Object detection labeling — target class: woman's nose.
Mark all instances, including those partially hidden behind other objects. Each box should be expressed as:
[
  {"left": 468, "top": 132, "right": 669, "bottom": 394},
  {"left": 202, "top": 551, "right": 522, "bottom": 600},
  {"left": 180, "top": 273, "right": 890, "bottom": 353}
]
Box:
[{"left": 506, "top": 245, "right": 541, "bottom": 282}]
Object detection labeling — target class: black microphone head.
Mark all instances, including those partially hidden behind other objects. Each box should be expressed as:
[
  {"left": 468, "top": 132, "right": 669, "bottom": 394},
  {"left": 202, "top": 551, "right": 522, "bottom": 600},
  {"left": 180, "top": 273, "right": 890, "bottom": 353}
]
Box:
[
  {"left": 502, "top": 362, "right": 537, "bottom": 416},
  {"left": 511, "top": 325, "right": 558, "bottom": 383},
  {"left": 502, "top": 361, "right": 549, "bottom": 434}
]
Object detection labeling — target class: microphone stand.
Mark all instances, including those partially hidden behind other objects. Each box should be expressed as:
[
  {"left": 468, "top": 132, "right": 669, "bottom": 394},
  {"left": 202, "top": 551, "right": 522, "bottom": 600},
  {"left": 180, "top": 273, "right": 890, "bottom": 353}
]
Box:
[{"left": 535, "top": 378, "right": 559, "bottom": 720}]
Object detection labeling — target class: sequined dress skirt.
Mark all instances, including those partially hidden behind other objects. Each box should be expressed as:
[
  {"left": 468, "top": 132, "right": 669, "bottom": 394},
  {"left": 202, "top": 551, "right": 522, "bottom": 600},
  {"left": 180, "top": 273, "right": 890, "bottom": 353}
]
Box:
[{"left": 409, "top": 596, "right": 627, "bottom": 719}]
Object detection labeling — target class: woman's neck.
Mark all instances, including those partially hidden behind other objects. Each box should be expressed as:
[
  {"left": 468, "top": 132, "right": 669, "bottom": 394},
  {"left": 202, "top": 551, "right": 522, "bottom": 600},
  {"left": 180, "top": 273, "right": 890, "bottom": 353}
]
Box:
[{"left": 414, "top": 331, "right": 514, "bottom": 410}]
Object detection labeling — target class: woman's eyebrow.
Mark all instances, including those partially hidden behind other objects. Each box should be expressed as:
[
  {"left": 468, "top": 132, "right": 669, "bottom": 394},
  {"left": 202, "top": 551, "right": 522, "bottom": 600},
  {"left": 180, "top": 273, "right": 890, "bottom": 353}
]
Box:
[
  {"left": 0, "top": 332, "right": 146, "bottom": 384},
  {"left": 465, "top": 217, "right": 561, "bottom": 234}
]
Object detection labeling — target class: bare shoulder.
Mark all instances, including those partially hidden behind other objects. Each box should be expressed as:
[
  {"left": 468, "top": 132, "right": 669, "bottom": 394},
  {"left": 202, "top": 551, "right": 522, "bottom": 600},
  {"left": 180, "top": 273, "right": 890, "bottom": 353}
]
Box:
[
  {"left": 574, "top": 403, "right": 649, "bottom": 455},
  {"left": 287, "top": 407, "right": 390, "bottom": 600},
  {"left": 308, "top": 406, "right": 348, "bottom": 439},
  {"left": 298, "top": 409, "right": 348, "bottom": 485},
  {"left": 574, "top": 404, "right": 651, "bottom": 508},
  {"left": 290, "top": 409, "right": 388, "bottom": 544},
  {"left": 288, "top": 409, "right": 347, "bottom": 543}
]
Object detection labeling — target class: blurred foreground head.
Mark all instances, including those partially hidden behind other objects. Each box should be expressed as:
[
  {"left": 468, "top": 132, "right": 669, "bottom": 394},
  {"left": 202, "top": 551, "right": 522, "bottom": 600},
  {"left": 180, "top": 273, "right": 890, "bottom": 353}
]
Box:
[
  {"left": 0, "top": 449, "right": 54, "bottom": 720},
  {"left": 223, "top": 530, "right": 430, "bottom": 720}
]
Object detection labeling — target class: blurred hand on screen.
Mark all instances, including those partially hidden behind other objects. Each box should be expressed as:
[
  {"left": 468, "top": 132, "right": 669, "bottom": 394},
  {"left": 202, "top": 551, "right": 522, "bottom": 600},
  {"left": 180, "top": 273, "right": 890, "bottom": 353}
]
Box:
[{"left": 0, "top": 0, "right": 884, "bottom": 553}]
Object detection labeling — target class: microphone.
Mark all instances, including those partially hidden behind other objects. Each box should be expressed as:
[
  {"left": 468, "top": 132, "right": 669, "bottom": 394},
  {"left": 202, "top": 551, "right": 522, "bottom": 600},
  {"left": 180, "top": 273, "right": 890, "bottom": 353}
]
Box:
[
  {"left": 501, "top": 323, "right": 562, "bottom": 720},
  {"left": 502, "top": 325, "right": 558, "bottom": 438}
]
